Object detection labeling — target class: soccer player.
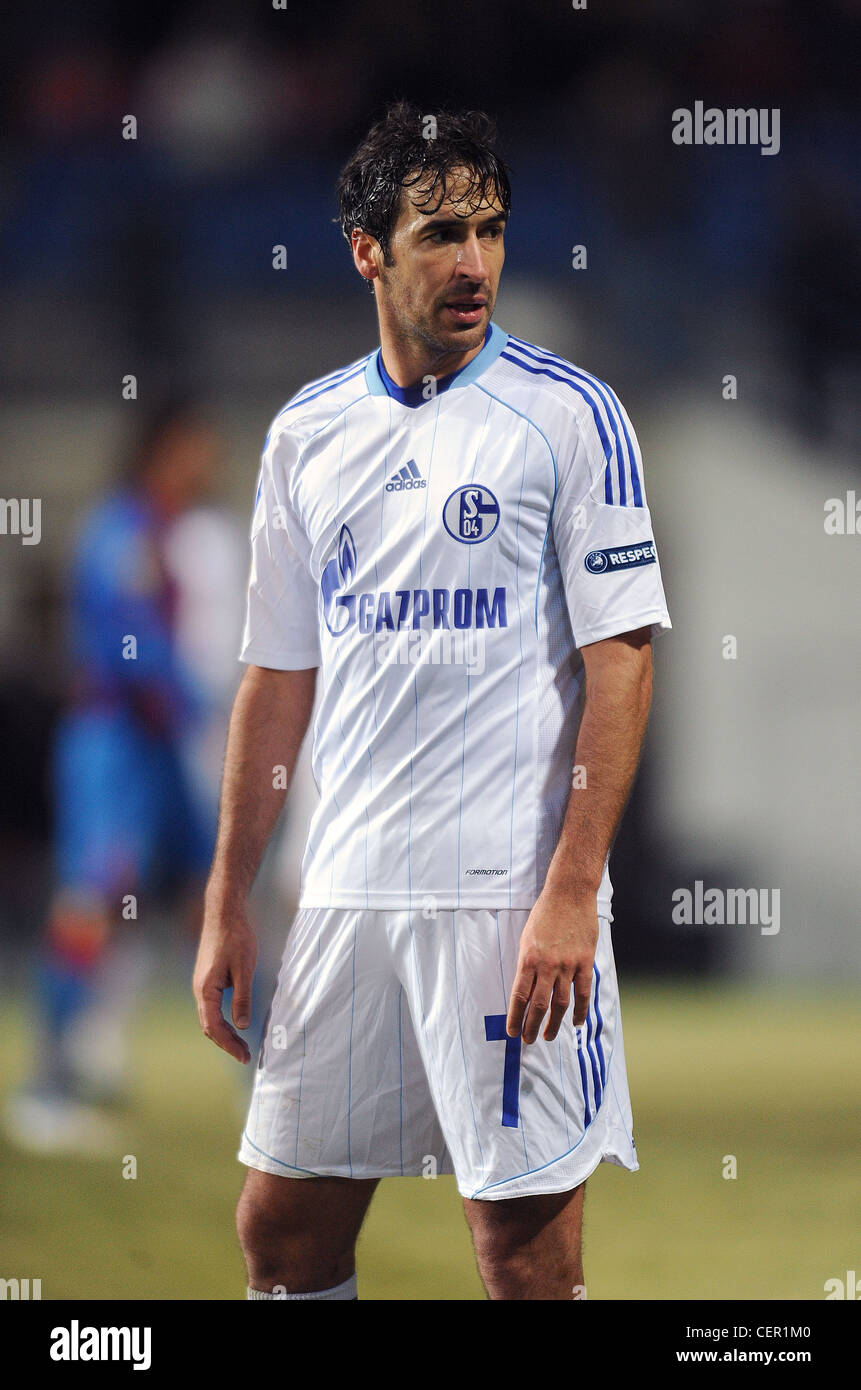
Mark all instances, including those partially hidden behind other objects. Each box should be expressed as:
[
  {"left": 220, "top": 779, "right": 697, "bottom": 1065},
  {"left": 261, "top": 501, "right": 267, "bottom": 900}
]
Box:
[
  {"left": 193, "top": 102, "right": 672, "bottom": 1301},
  {"left": 5, "top": 400, "right": 229, "bottom": 1153}
]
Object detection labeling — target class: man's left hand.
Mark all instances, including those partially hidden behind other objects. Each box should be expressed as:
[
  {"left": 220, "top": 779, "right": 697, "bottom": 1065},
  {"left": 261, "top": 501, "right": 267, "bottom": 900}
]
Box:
[{"left": 506, "top": 889, "right": 599, "bottom": 1043}]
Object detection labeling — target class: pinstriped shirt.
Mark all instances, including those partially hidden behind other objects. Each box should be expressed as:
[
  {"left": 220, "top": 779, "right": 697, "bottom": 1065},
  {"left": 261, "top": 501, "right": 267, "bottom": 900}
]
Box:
[{"left": 241, "top": 323, "right": 671, "bottom": 912}]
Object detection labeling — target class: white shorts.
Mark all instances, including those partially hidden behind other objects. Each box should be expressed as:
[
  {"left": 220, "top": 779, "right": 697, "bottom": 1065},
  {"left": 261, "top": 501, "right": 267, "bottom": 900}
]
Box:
[{"left": 238, "top": 906, "right": 638, "bottom": 1200}]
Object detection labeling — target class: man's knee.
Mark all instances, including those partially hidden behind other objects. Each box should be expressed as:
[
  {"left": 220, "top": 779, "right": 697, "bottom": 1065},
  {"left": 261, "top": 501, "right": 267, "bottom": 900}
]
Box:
[
  {"left": 237, "top": 1181, "right": 292, "bottom": 1260},
  {"left": 236, "top": 1173, "right": 319, "bottom": 1269},
  {"left": 468, "top": 1213, "right": 556, "bottom": 1283},
  {"left": 236, "top": 1170, "right": 376, "bottom": 1291},
  {"left": 470, "top": 1235, "right": 537, "bottom": 1294}
]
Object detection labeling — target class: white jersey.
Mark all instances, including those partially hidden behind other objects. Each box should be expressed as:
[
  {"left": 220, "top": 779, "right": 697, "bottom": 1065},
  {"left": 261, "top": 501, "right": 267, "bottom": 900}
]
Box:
[{"left": 240, "top": 323, "right": 672, "bottom": 914}]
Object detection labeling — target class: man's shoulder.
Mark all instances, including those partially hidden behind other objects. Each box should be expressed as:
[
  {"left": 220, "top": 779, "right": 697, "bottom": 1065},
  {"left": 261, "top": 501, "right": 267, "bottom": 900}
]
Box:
[
  {"left": 489, "top": 331, "right": 628, "bottom": 438},
  {"left": 265, "top": 350, "right": 375, "bottom": 451}
]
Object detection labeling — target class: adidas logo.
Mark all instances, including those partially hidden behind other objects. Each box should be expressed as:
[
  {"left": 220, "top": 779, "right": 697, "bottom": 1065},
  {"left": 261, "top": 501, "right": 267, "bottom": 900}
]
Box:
[{"left": 385, "top": 459, "right": 427, "bottom": 493}]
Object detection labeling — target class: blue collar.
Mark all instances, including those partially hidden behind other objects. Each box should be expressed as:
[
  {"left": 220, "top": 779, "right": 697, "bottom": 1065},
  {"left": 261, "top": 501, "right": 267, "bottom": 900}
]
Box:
[{"left": 365, "top": 322, "right": 508, "bottom": 407}]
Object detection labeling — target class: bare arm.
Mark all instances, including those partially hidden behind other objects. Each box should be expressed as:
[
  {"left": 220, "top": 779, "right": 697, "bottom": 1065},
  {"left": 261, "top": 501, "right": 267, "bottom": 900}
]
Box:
[
  {"left": 193, "top": 664, "right": 317, "bottom": 1062},
  {"left": 506, "top": 627, "right": 653, "bottom": 1043}
]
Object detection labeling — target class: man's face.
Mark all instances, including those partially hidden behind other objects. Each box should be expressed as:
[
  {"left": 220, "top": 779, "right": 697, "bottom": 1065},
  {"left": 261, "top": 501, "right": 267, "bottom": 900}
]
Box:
[{"left": 373, "top": 166, "right": 506, "bottom": 361}]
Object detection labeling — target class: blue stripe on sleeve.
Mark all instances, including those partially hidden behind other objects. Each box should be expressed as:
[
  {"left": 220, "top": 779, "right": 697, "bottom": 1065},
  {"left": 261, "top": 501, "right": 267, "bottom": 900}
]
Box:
[{"left": 503, "top": 338, "right": 643, "bottom": 507}]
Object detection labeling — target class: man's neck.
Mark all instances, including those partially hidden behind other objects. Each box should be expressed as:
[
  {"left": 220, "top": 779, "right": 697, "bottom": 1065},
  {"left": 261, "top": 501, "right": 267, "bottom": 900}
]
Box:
[{"left": 377, "top": 320, "right": 487, "bottom": 388}]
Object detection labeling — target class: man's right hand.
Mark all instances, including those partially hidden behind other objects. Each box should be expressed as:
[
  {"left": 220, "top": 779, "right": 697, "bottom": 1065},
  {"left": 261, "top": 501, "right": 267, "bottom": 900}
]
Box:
[
  {"left": 193, "top": 899, "right": 258, "bottom": 1065},
  {"left": 190, "top": 665, "right": 316, "bottom": 1065}
]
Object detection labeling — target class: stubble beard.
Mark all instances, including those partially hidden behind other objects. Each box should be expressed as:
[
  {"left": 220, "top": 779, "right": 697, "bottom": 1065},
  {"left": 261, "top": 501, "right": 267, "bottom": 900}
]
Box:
[{"left": 388, "top": 283, "right": 491, "bottom": 370}]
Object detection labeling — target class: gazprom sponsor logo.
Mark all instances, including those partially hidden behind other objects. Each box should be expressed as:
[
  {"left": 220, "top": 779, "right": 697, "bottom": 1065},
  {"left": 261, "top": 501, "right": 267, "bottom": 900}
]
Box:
[
  {"left": 585, "top": 540, "right": 656, "bottom": 574},
  {"left": 321, "top": 523, "right": 507, "bottom": 637},
  {"left": 344, "top": 586, "right": 507, "bottom": 634},
  {"left": 321, "top": 524, "right": 359, "bottom": 635}
]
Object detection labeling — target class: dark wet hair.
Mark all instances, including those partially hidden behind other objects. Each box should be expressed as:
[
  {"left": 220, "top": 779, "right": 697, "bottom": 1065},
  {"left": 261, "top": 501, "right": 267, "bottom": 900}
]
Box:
[{"left": 337, "top": 99, "right": 511, "bottom": 264}]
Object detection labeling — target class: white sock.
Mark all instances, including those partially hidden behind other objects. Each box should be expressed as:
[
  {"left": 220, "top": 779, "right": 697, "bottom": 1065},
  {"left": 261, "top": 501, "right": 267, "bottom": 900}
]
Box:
[{"left": 247, "top": 1274, "right": 357, "bottom": 1300}]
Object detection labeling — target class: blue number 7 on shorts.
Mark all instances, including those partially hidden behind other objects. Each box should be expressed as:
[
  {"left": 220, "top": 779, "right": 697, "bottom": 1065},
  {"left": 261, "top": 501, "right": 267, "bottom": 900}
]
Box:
[{"left": 484, "top": 1014, "right": 522, "bottom": 1128}]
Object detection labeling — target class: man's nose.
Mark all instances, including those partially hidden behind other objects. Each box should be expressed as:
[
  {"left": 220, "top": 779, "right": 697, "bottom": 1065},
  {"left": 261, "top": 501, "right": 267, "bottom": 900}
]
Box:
[{"left": 455, "top": 237, "right": 486, "bottom": 278}]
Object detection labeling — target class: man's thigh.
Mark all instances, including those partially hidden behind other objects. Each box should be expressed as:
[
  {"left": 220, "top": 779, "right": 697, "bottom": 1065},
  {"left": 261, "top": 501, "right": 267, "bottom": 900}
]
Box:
[
  {"left": 462, "top": 1182, "right": 587, "bottom": 1300},
  {"left": 238, "top": 1168, "right": 379, "bottom": 1291}
]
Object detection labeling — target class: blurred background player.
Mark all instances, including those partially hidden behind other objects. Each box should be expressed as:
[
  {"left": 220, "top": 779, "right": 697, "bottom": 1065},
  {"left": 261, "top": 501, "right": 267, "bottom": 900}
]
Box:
[{"left": 4, "top": 397, "right": 245, "bottom": 1153}]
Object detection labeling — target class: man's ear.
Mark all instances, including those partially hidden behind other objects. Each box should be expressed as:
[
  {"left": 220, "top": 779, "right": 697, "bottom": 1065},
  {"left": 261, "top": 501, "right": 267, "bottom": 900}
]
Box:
[{"left": 351, "top": 228, "right": 381, "bottom": 286}]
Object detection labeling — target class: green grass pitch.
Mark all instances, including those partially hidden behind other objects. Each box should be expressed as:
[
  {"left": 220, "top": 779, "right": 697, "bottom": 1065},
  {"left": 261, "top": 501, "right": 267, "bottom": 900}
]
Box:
[{"left": 1, "top": 983, "right": 857, "bottom": 1300}]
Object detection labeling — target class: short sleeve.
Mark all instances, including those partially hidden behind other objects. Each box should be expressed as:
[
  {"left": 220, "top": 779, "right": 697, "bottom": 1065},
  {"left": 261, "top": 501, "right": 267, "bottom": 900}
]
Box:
[
  {"left": 552, "top": 391, "right": 672, "bottom": 648},
  {"left": 238, "top": 426, "right": 321, "bottom": 669}
]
